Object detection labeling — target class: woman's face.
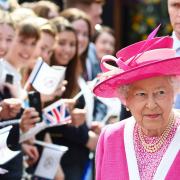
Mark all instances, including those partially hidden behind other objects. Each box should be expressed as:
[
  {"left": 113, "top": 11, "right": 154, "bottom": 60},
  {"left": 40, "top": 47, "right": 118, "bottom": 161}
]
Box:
[
  {"left": 0, "top": 24, "right": 15, "bottom": 58},
  {"left": 126, "top": 76, "right": 174, "bottom": 135},
  {"left": 72, "top": 19, "right": 89, "bottom": 56},
  {"left": 54, "top": 31, "right": 76, "bottom": 66},
  {"left": 95, "top": 32, "right": 115, "bottom": 60},
  {"left": 33, "top": 32, "right": 55, "bottom": 64},
  {"left": 7, "top": 33, "right": 37, "bottom": 69}
]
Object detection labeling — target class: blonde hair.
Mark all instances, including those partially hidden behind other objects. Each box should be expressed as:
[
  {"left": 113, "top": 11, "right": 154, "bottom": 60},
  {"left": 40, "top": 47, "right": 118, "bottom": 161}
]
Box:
[{"left": 0, "top": 10, "right": 15, "bottom": 30}]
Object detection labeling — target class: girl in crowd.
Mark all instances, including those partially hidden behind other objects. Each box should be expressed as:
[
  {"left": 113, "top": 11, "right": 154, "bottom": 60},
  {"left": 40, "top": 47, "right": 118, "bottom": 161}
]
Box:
[
  {"left": 21, "top": 17, "right": 56, "bottom": 86},
  {"left": 32, "top": 0, "right": 60, "bottom": 19},
  {"left": 1, "top": 18, "right": 40, "bottom": 97},
  {"left": 20, "top": 16, "right": 67, "bottom": 107},
  {"left": 33, "top": 21, "right": 56, "bottom": 64},
  {"left": 60, "top": 8, "right": 92, "bottom": 81},
  {"left": 92, "top": 25, "right": 121, "bottom": 124},
  {"left": 0, "top": 10, "right": 15, "bottom": 59},
  {"left": 34, "top": 17, "right": 97, "bottom": 180},
  {"left": 93, "top": 25, "right": 115, "bottom": 63},
  {"left": 0, "top": 17, "right": 41, "bottom": 180}
]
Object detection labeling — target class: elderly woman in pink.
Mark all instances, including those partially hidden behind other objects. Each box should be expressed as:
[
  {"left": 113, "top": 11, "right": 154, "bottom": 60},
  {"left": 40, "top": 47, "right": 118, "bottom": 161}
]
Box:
[{"left": 93, "top": 28, "right": 180, "bottom": 180}]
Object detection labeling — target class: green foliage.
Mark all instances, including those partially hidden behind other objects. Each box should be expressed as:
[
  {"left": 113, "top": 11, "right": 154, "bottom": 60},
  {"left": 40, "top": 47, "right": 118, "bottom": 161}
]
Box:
[{"left": 128, "top": 0, "right": 172, "bottom": 43}]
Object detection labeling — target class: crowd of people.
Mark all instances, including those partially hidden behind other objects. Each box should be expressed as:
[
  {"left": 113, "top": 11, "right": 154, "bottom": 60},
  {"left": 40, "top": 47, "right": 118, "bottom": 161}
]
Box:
[{"left": 0, "top": 0, "right": 120, "bottom": 180}]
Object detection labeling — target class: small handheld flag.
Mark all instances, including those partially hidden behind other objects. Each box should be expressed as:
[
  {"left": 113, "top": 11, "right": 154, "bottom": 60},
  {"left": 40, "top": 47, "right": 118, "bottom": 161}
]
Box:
[
  {"left": 43, "top": 100, "right": 71, "bottom": 125},
  {"left": 24, "top": 58, "right": 66, "bottom": 95}
]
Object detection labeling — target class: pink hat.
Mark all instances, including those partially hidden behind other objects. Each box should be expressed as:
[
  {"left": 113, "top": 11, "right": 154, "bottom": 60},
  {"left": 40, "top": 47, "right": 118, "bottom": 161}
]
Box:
[{"left": 93, "top": 33, "right": 180, "bottom": 99}]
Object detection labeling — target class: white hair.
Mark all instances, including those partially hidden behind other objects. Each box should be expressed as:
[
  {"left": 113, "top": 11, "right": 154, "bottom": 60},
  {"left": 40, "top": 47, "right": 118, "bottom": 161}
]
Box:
[{"left": 116, "top": 75, "right": 180, "bottom": 105}]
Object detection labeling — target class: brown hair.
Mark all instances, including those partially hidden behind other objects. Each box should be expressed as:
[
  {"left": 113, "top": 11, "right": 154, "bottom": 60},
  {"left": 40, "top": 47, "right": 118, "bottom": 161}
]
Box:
[
  {"left": 64, "top": 0, "right": 105, "bottom": 8},
  {"left": 60, "top": 8, "right": 91, "bottom": 79},
  {"left": 92, "top": 25, "right": 115, "bottom": 43},
  {"left": 50, "top": 17, "right": 80, "bottom": 98},
  {"left": 16, "top": 18, "right": 40, "bottom": 41},
  {"left": 32, "top": 1, "right": 60, "bottom": 19}
]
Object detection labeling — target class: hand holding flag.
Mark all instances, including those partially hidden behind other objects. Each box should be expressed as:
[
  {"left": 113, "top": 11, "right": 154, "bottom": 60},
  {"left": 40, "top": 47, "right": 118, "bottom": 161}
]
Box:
[
  {"left": 43, "top": 100, "right": 71, "bottom": 126},
  {"left": 24, "top": 58, "right": 66, "bottom": 95}
]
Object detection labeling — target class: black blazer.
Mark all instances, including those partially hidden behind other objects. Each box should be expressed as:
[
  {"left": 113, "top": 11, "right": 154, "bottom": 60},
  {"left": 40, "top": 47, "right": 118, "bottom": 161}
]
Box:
[{"left": 0, "top": 91, "right": 23, "bottom": 179}]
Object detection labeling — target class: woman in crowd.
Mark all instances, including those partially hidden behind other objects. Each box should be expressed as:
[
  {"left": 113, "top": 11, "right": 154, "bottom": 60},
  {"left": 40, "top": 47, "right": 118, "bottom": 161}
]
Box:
[
  {"left": 61, "top": 7, "right": 104, "bottom": 134},
  {"left": 34, "top": 17, "right": 97, "bottom": 180},
  {"left": 93, "top": 25, "right": 115, "bottom": 64},
  {"left": 0, "top": 17, "right": 41, "bottom": 180},
  {"left": 60, "top": 8, "right": 92, "bottom": 81},
  {"left": 0, "top": 10, "right": 15, "bottom": 59},
  {"left": 93, "top": 31, "right": 180, "bottom": 179},
  {"left": 21, "top": 17, "right": 56, "bottom": 86},
  {"left": 92, "top": 25, "right": 121, "bottom": 124},
  {"left": 32, "top": 0, "right": 60, "bottom": 19}
]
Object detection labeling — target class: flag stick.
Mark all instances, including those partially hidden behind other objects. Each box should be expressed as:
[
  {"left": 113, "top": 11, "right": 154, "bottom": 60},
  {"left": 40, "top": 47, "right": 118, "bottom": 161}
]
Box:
[
  {"left": 72, "top": 91, "right": 83, "bottom": 101},
  {"left": 34, "top": 140, "right": 68, "bottom": 152},
  {"left": 72, "top": 77, "right": 98, "bottom": 101},
  {"left": 23, "top": 80, "right": 30, "bottom": 91},
  {"left": 23, "top": 58, "right": 44, "bottom": 91}
]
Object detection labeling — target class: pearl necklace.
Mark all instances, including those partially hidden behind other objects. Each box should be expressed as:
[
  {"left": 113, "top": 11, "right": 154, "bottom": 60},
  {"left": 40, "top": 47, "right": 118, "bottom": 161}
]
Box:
[{"left": 138, "top": 114, "right": 175, "bottom": 153}]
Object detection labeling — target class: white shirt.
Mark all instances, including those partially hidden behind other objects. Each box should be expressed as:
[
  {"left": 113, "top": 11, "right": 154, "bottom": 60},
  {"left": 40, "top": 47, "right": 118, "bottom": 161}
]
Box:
[
  {"left": 172, "top": 32, "right": 180, "bottom": 108},
  {"left": 0, "top": 59, "right": 21, "bottom": 85},
  {"left": 172, "top": 31, "right": 180, "bottom": 57},
  {"left": 0, "top": 59, "right": 23, "bottom": 98}
]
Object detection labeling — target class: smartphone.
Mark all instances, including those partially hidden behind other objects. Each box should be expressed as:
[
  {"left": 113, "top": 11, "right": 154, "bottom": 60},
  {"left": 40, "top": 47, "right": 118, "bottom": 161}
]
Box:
[
  {"left": 5, "top": 74, "right": 14, "bottom": 84},
  {"left": 28, "top": 91, "right": 42, "bottom": 121},
  {"left": 3, "top": 74, "right": 14, "bottom": 98}
]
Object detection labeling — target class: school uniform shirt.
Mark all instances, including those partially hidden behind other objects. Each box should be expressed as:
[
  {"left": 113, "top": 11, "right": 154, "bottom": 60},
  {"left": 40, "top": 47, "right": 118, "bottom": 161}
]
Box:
[
  {"left": 172, "top": 31, "right": 180, "bottom": 57},
  {"left": 172, "top": 33, "right": 180, "bottom": 109},
  {"left": 87, "top": 43, "right": 101, "bottom": 80},
  {"left": 0, "top": 59, "right": 24, "bottom": 179},
  {"left": 0, "top": 59, "right": 22, "bottom": 98}
]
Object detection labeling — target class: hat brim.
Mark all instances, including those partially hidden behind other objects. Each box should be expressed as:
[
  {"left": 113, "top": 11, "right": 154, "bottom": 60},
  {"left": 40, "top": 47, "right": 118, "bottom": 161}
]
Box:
[{"left": 93, "top": 57, "right": 180, "bottom": 98}]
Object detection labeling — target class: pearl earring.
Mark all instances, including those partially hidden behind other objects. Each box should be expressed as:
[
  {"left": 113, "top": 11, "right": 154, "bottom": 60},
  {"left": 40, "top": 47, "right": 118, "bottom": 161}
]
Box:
[{"left": 126, "top": 107, "right": 130, "bottom": 111}]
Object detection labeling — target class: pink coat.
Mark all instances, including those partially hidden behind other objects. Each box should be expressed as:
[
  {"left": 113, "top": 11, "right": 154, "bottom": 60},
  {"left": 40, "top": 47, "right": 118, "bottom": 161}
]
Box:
[{"left": 95, "top": 117, "right": 180, "bottom": 180}]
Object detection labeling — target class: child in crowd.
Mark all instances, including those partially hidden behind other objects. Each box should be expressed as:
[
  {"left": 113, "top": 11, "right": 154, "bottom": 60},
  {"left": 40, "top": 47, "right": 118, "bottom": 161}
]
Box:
[
  {"left": 31, "top": 17, "right": 98, "bottom": 180},
  {"left": 20, "top": 16, "right": 66, "bottom": 106},
  {"left": 21, "top": 17, "right": 56, "bottom": 85},
  {"left": 93, "top": 25, "right": 115, "bottom": 62},
  {"left": 32, "top": 0, "right": 60, "bottom": 19},
  {"left": 33, "top": 21, "right": 56, "bottom": 64},
  {"left": 0, "top": 17, "right": 41, "bottom": 180},
  {"left": 0, "top": 10, "right": 15, "bottom": 59},
  {"left": 60, "top": 8, "right": 92, "bottom": 81}
]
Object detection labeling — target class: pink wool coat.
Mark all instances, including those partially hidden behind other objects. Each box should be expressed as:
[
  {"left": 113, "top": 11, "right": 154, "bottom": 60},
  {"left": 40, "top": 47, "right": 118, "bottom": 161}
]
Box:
[{"left": 95, "top": 117, "right": 180, "bottom": 180}]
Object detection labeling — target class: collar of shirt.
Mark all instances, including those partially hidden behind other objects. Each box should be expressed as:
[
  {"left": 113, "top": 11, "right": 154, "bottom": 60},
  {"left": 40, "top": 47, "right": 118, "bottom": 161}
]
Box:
[
  {"left": 172, "top": 31, "right": 180, "bottom": 52},
  {"left": 0, "top": 58, "right": 21, "bottom": 83}
]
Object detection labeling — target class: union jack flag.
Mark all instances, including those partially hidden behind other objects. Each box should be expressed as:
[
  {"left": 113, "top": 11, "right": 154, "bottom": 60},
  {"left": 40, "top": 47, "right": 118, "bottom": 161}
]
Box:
[{"left": 43, "top": 102, "right": 71, "bottom": 125}]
